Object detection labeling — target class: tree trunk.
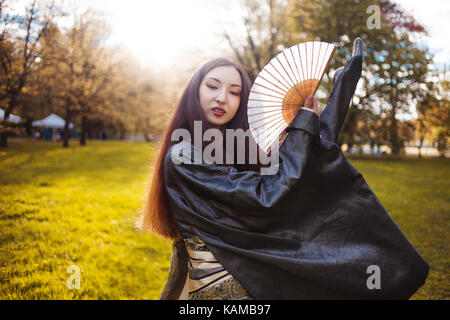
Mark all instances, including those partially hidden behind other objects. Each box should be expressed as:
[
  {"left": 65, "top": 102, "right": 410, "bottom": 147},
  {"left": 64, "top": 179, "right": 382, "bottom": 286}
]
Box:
[
  {"left": 1, "top": 78, "right": 26, "bottom": 148},
  {"left": 63, "top": 107, "right": 72, "bottom": 148},
  {"left": 347, "top": 143, "right": 353, "bottom": 153},
  {"left": 87, "top": 121, "right": 94, "bottom": 139},
  {"left": 24, "top": 120, "right": 33, "bottom": 136},
  {"left": 0, "top": 106, "right": 14, "bottom": 149},
  {"left": 1, "top": 113, "right": 12, "bottom": 148},
  {"left": 370, "top": 141, "right": 375, "bottom": 154},
  {"left": 0, "top": 130, "right": 7, "bottom": 148},
  {"left": 80, "top": 114, "right": 87, "bottom": 146},
  {"left": 418, "top": 136, "right": 424, "bottom": 159},
  {"left": 390, "top": 108, "right": 401, "bottom": 155}
]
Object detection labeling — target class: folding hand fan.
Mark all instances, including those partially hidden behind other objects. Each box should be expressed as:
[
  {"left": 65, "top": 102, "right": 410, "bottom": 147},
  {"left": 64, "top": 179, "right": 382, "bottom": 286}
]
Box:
[{"left": 247, "top": 41, "right": 336, "bottom": 153}]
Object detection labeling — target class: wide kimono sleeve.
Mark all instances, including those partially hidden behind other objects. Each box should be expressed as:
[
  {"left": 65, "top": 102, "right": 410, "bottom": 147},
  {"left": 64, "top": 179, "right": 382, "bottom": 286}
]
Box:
[{"left": 164, "top": 108, "right": 322, "bottom": 236}]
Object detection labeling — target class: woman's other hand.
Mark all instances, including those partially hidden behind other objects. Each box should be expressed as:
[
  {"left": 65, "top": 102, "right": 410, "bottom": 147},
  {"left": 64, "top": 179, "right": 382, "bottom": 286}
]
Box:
[{"left": 303, "top": 95, "right": 319, "bottom": 115}]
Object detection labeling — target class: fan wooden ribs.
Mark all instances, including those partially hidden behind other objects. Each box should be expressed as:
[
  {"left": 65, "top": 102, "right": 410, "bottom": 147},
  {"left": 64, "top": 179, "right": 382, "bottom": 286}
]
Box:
[{"left": 282, "top": 79, "right": 319, "bottom": 123}]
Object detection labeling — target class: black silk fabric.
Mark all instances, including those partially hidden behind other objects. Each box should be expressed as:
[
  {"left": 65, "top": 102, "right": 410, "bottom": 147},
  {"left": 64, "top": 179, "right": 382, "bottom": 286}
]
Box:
[{"left": 163, "top": 40, "right": 429, "bottom": 299}]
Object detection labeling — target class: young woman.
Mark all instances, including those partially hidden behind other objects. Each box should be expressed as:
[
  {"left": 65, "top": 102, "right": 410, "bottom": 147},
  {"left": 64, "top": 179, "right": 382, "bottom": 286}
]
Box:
[
  {"left": 141, "top": 38, "right": 429, "bottom": 300},
  {"left": 142, "top": 57, "right": 310, "bottom": 300}
]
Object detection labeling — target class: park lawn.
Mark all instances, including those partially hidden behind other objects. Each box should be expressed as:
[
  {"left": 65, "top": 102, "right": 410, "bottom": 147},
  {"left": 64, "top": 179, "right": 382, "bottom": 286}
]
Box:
[
  {"left": 0, "top": 139, "right": 171, "bottom": 299},
  {"left": 0, "top": 139, "right": 448, "bottom": 299}
]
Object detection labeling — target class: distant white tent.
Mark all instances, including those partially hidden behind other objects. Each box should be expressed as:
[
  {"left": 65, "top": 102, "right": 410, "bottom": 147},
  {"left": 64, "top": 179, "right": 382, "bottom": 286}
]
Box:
[
  {"left": 32, "top": 113, "right": 74, "bottom": 129},
  {"left": 0, "top": 108, "right": 21, "bottom": 122}
]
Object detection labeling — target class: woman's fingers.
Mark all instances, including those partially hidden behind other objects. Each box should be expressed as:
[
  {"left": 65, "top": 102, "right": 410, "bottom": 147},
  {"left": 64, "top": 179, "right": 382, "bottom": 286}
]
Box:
[
  {"left": 303, "top": 95, "right": 319, "bottom": 115},
  {"left": 304, "top": 95, "right": 313, "bottom": 108},
  {"left": 313, "top": 97, "right": 319, "bottom": 114}
]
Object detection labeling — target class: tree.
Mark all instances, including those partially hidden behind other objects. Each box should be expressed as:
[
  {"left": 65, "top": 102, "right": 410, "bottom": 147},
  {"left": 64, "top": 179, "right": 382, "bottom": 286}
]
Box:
[
  {"left": 285, "top": 0, "right": 433, "bottom": 155},
  {"left": 427, "top": 78, "right": 449, "bottom": 158},
  {"left": 1, "top": 1, "right": 166, "bottom": 148},
  {"left": 415, "top": 93, "right": 438, "bottom": 158},
  {"left": 65, "top": 11, "right": 112, "bottom": 146},
  {"left": 39, "top": 9, "right": 113, "bottom": 147},
  {"left": 0, "top": 0, "right": 59, "bottom": 147},
  {"left": 223, "top": 0, "right": 292, "bottom": 83}
]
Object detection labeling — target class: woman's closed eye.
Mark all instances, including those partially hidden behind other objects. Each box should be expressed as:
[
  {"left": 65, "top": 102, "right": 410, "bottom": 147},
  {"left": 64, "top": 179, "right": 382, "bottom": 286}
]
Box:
[{"left": 206, "top": 84, "right": 240, "bottom": 96}]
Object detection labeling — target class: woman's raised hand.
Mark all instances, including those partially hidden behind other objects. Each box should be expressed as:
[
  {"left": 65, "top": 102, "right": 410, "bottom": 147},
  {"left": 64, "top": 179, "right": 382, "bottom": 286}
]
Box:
[{"left": 303, "top": 95, "right": 319, "bottom": 115}]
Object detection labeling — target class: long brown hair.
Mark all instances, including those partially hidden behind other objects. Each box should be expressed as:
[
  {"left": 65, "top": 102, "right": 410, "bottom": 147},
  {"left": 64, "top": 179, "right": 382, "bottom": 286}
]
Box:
[{"left": 139, "top": 58, "right": 263, "bottom": 239}]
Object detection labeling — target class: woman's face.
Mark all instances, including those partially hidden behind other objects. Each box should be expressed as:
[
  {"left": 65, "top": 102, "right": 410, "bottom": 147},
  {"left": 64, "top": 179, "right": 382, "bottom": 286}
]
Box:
[{"left": 199, "top": 66, "right": 242, "bottom": 130}]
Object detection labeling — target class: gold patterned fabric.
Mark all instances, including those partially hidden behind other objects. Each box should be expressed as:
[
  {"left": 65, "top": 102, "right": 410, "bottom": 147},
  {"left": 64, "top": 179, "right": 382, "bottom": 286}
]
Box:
[{"left": 184, "top": 236, "right": 250, "bottom": 300}]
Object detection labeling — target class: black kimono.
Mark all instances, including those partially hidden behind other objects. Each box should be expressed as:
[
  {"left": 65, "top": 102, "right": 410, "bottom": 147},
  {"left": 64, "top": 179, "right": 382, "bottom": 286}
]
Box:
[{"left": 160, "top": 39, "right": 429, "bottom": 300}]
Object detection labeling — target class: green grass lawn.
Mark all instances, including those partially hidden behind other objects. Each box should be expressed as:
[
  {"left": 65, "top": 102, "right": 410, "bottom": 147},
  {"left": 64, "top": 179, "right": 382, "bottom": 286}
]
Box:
[{"left": 0, "top": 139, "right": 448, "bottom": 299}]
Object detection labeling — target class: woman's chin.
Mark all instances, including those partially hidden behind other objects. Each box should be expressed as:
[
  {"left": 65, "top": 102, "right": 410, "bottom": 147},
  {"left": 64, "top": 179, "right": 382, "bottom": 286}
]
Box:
[{"left": 207, "top": 118, "right": 227, "bottom": 128}]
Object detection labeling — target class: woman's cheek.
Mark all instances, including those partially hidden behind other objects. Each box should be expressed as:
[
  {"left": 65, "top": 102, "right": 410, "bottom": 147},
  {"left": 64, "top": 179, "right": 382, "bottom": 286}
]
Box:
[
  {"left": 229, "top": 107, "right": 240, "bottom": 119},
  {"left": 231, "top": 96, "right": 240, "bottom": 111}
]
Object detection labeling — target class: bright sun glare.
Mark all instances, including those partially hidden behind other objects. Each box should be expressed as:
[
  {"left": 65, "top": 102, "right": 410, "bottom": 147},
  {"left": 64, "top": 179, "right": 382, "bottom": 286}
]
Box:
[{"left": 90, "top": 0, "right": 225, "bottom": 69}]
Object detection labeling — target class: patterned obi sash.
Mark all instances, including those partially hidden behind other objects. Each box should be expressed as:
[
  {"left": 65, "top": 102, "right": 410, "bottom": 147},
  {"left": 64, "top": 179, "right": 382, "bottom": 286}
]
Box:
[{"left": 183, "top": 236, "right": 250, "bottom": 300}]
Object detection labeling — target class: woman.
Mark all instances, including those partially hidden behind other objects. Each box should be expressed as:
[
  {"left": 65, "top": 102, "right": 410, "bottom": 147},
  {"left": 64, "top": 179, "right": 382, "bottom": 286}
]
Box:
[
  {"left": 143, "top": 57, "right": 296, "bottom": 300},
  {"left": 142, "top": 38, "right": 429, "bottom": 300}
]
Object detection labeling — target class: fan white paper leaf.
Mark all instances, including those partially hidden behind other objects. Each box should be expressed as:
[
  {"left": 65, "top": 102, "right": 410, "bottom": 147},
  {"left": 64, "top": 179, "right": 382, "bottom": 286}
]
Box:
[{"left": 248, "top": 41, "right": 336, "bottom": 154}]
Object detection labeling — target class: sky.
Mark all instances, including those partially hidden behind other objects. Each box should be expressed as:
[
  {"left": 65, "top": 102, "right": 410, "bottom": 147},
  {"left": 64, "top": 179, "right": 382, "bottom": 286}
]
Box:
[
  {"left": 87, "top": 0, "right": 240, "bottom": 71},
  {"left": 82, "top": 0, "right": 450, "bottom": 72},
  {"left": 69, "top": 0, "right": 450, "bottom": 123},
  {"left": 10, "top": 0, "right": 450, "bottom": 71},
  {"left": 394, "top": 0, "right": 450, "bottom": 70}
]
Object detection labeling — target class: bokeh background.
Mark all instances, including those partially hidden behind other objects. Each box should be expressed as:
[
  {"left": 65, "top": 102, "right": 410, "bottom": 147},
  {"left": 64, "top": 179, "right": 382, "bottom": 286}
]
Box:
[{"left": 0, "top": 0, "right": 448, "bottom": 299}]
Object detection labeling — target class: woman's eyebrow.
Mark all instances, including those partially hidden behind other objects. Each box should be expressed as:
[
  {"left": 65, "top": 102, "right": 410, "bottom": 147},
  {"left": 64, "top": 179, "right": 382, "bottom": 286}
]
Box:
[{"left": 207, "top": 77, "right": 241, "bottom": 88}]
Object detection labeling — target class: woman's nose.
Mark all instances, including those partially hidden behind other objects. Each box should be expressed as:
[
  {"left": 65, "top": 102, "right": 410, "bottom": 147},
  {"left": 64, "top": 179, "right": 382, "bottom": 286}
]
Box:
[{"left": 215, "top": 89, "right": 226, "bottom": 103}]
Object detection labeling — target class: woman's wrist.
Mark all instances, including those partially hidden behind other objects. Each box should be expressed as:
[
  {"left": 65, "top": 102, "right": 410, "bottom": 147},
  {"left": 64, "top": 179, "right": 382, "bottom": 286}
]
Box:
[
  {"left": 299, "top": 106, "right": 319, "bottom": 116},
  {"left": 287, "top": 108, "right": 320, "bottom": 137}
]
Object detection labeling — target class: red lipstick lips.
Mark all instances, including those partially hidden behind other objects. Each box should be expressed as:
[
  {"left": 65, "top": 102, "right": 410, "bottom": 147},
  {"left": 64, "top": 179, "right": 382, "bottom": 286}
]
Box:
[{"left": 212, "top": 107, "right": 225, "bottom": 116}]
